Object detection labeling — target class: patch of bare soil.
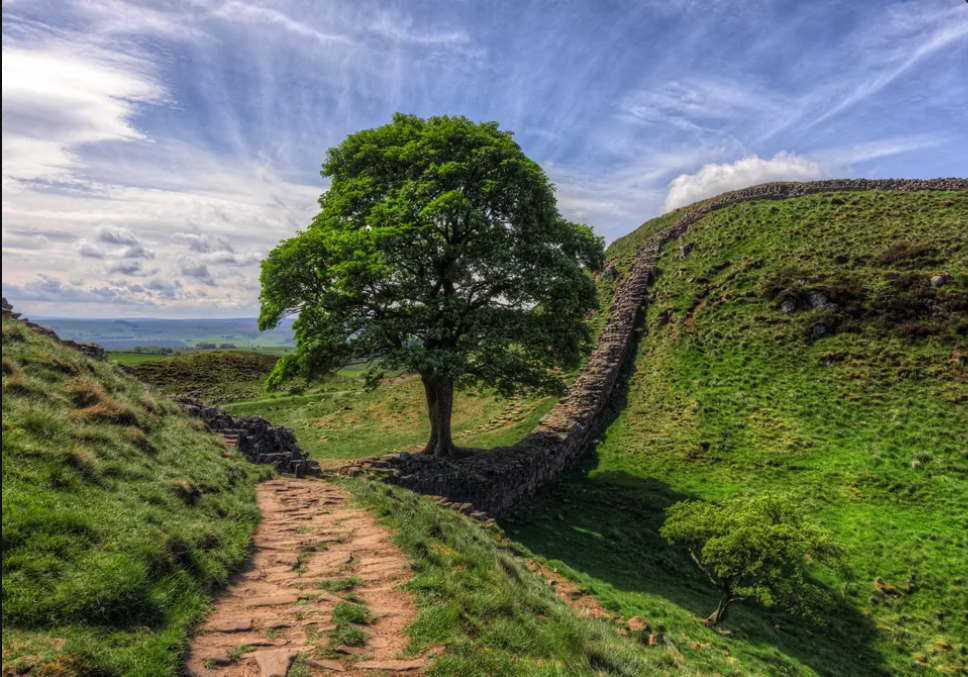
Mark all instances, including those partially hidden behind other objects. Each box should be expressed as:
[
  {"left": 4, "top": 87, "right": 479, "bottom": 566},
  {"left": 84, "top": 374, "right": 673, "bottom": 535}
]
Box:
[
  {"left": 522, "top": 559, "right": 611, "bottom": 621},
  {"left": 185, "top": 480, "right": 431, "bottom": 676}
]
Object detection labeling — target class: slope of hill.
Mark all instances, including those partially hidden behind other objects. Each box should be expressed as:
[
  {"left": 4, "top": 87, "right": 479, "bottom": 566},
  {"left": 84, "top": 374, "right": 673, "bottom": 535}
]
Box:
[
  {"left": 2, "top": 318, "right": 269, "bottom": 676},
  {"left": 507, "top": 188, "right": 968, "bottom": 677}
]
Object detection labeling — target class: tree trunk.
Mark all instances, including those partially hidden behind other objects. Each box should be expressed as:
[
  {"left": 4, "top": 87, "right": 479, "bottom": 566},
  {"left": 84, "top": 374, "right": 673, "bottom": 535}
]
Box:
[
  {"left": 705, "top": 595, "right": 733, "bottom": 626},
  {"left": 422, "top": 375, "right": 457, "bottom": 457}
]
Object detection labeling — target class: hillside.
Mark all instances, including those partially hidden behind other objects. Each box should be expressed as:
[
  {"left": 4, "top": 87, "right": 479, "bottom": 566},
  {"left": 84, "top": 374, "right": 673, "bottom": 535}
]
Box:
[
  {"left": 130, "top": 351, "right": 313, "bottom": 404},
  {"left": 2, "top": 318, "right": 268, "bottom": 676},
  {"left": 507, "top": 188, "right": 968, "bottom": 677}
]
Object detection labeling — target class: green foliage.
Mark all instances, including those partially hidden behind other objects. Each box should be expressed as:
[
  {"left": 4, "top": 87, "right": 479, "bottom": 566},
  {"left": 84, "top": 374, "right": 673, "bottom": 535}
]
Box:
[
  {"left": 260, "top": 114, "right": 604, "bottom": 454},
  {"left": 508, "top": 189, "right": 968, "bottom": 677},
  {"left": 661, "top": 494, "right": 844, "bottom": 625},
  {"left": 1, "top": 319, "right": 266, "bottom": 676}
]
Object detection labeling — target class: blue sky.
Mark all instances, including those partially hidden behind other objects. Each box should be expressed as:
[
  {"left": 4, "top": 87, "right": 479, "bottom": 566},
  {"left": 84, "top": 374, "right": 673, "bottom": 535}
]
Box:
[{"left": 3, "top": 0, "right": 966, "bottom": 318}]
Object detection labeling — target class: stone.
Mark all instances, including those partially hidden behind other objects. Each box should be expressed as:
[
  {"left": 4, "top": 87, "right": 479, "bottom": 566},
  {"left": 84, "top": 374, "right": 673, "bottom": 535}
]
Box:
[
  {"left": 307, "top": 660, "right": 347, "bottom": 672},
  {"left": 602, "top": 264, "right": 619, "bottom": 282},
  {"left": 780, "top": 299, "right": 798, "bottom": 314},
  {"left": 811, "top": 324, "right": 829, "bottom": 340},
  {"left": 1, "top": 298, "right": 11, "bottom": 311},
  {"left": 807, "top": 291, "right": 833, "bottom": 311},
  {"left": 930, "top": 275, "right": 948, "bottom": 288},
  {"left": 649, "top": 633, "right": 665, "bottom": 646},
  {"left": 247, "top": 595, "right": 300, "bottom": 608},
  {"left": 209, "top": 619, "right": 254, "bottom": 633},
  {"left": 357, "top": 660, "right": 428, "bottom": 672},
  {"left": 678, "top": 244, "right": 695, "bottom": 260},
  {"left": 252, "top": 650, "right": 298, "bottom": 677},
  {"left": 334, "top": 646, "right": 367, "bottom": 656}
]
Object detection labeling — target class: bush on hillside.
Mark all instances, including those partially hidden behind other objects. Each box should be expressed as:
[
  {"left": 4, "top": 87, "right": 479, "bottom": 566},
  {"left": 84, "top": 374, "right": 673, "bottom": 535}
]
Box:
[{"left": 661, "top": 494, "right": 845, "bottom": 626}]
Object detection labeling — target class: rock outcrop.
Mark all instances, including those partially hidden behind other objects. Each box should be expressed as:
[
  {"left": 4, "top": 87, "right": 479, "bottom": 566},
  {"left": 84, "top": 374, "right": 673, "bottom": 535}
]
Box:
[
  {"left": 336, "top": 178, "right": 968, "bottom": 515},
  {"left": 173, "top": 397, "right": 322, "bottom": 478}
]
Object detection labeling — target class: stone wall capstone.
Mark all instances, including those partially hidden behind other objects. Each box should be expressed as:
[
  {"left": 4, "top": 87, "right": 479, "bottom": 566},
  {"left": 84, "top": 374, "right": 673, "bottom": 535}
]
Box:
[{"left": 338, "top": 178, "right": 968, "bottom": 515}]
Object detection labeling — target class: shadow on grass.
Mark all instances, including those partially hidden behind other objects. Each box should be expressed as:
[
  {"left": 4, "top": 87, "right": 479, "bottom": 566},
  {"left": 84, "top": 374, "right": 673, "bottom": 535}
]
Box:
[
  {"left": 505, "top": 465, "right": 890, "bottom": 677},
  {"left": 501, "top": 287, "right": 890, "bottom": 677}
]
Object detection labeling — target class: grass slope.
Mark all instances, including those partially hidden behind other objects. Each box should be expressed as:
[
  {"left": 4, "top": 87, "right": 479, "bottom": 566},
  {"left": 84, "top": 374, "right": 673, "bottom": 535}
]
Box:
[
  {"left": 507, "top": 190, "right": 968, "bottom": 677},
  {"left": 2, "top": 319, "right": 268, "bottom": 677},
  {"left": 129, "top": 351, "right": 310, "bottom": 403},
  {"left": 344, "top": 479, "right": 708, "bottom": 677}
]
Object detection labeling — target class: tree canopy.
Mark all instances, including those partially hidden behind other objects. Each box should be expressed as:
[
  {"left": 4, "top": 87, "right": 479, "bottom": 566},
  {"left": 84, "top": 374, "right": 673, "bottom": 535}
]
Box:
[
  {"left": 259, "top": 113, "right": 604, "bottom": 456},
  {"left": 661, "top": 494, "right": 845, "bottom": 626}
]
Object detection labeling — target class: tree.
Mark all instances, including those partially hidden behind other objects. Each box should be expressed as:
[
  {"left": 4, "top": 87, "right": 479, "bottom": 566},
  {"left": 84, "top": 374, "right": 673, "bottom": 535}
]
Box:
[
  {"left": 661, "top": 494, "right": 844, "bottom": 626},
  {"left": 259, "top": 114, "right": 604, "bottom": 457}
]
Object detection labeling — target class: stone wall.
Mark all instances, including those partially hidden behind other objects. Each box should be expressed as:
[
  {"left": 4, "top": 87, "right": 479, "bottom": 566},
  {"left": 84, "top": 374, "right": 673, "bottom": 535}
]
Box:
[
  {"left": 341, "top": 178, "right": 968, "bottom": 515},
  {"left": 174, "top": 397, "right": 322, "bottom": 478}
]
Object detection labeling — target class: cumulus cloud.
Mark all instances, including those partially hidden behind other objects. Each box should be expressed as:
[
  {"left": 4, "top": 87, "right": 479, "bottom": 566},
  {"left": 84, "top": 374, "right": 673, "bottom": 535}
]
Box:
[
  {"left": 96, "top": 225, "right": 140, "bottom": 246},
  {"left": 77, "top": 240, "right": 107, "bottom": 259},
  {"left": 174, "top": 232, "right": 235, "bottom": 254},
  {"left": 180, "top": 259, "right": 218, "bottom": 287},
  {"left": 663, "top": 153, "right": 826, "bottom": 212},
  {"left": 2, "top": 273, "right": 148, "bottom": 305},
  {"left": 106, "top": 260, "right": 158, "bottom": 276}
]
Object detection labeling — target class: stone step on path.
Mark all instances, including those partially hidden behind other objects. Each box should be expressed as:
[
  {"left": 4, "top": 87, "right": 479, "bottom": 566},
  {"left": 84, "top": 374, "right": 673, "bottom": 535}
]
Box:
[{"left": 185, "top": 479, "right": 432, "bottom": 677}]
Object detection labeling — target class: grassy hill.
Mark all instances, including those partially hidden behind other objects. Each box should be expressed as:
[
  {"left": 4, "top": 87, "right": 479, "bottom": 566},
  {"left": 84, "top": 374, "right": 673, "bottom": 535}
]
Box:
[
  {"left": 506, "top": 189, "right": 968, "bottom": 677},
  {"left": 129, "top": 351, "right": 306, "bottom": 403},
  {"left": 1, "top": 318, "right": 268, "bottom": 676}
]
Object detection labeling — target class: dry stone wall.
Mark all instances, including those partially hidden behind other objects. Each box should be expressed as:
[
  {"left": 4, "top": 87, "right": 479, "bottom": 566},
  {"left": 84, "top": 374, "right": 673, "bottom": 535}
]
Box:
[
  {"left": 342, "top": 178, "right": 968, "bottom": 516},
  {"left": 174, "top": 396, "right": 323, "bottom": 478}
]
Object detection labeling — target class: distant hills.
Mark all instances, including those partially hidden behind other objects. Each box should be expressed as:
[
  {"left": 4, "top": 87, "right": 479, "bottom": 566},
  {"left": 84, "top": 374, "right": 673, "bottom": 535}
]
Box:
[{"left": 19, "top": 316, "right": 296, "bottom": 350}]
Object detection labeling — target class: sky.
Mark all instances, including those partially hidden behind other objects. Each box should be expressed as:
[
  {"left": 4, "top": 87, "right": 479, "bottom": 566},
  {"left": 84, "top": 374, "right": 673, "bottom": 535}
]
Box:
[{"left": 2, "top": 0, "right": 966, "bottom": 319}]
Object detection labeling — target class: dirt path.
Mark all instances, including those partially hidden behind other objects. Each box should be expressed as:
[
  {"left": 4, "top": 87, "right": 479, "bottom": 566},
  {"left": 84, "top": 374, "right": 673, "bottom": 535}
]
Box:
[{"left": 186, "top": 479, "right": 429, "bottom": 676}]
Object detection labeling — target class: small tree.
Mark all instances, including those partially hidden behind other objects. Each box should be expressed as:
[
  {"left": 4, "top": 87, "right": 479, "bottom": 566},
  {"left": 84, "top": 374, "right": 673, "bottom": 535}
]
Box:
[
  {"left": 661, "top": 494, "right": 844, "bottom": 626},
  {"left": 259, "top": 114, "right": 604, "bottom": 457}
]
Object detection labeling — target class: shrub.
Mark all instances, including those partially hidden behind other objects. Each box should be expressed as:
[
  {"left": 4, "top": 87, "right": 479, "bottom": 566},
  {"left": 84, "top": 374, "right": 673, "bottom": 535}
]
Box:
[{"left": 661, "top": 493, "right": 845, "bottom": 626}]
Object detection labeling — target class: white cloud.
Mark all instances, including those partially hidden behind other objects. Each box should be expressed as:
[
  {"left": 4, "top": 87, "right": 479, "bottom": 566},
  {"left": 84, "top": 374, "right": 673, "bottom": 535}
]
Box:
[
  {"left": 77, "top": 240, "right": 107, "bottom": 259},
  {"left": 663, "top": 152, "right": 826, "bottom": 212},
  {"left": 179, "top": 259, "right": 218, "bottom": 287},
  {"left": 2, "top": 41, "right": 164, "bottom": 185},
  {"left": 106, "top": 260, "right": 158, "bottom": 276},
  {"left": 2, "top": 273, "right": 147, "bottom": 305},
  {"left": 174, "top": 232, "right": 235, "bottom": 253},
  {"left": 96, "top": 225, "right": 140, "bottom": 246}
]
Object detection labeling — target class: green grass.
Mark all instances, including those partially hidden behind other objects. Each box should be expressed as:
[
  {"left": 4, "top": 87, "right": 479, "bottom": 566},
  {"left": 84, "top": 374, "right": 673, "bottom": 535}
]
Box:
[
  {"left": 129, "top": 350, "right": 302, "bottom": 403},
  {"left": 225, "top": 375, "right": 559, "bottom": 462},
  {"left": 342, "top": 479, "right": 709, "bottom": 677},
  {"left": 108, "top": 351, "right": 176, "bottom": 366},
  {"left": 2, "top": 318, "right": 269, "bottom": 676},
  {"left": 506, "top": 190, "right": 968, "bottom": 677}
]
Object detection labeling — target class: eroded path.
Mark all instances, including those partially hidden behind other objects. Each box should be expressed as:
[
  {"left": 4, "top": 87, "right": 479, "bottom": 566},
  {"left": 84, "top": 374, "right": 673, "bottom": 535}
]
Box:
[{"left": 186, "top": 479, "right": 428, "bottom": 676}]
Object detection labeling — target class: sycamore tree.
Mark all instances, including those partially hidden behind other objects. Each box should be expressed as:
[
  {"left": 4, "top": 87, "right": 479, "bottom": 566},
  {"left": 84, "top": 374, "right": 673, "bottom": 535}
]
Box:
[
  {"left": 661, "top": 494, "right": 845, "bottom": 626},
  {"left": 259, "top": 114, "right": 604, "bottom": 458}
]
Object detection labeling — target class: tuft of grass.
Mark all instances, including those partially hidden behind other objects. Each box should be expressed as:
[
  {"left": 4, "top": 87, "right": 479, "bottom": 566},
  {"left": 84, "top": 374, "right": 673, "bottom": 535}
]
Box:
[
  {"left": 2, "top": 318, "right": 269, "bottom": 677},
  {"left": 315, "top": 576, "right": 365, "bottom": 593}
]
